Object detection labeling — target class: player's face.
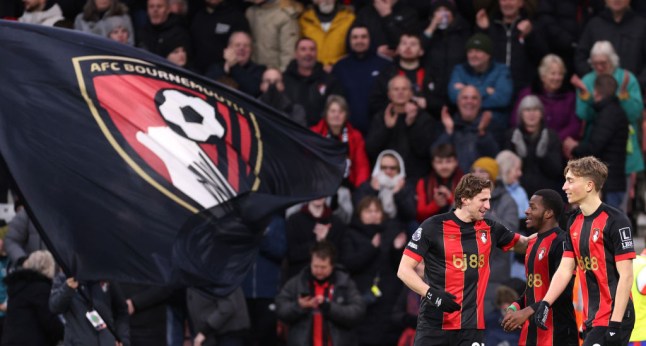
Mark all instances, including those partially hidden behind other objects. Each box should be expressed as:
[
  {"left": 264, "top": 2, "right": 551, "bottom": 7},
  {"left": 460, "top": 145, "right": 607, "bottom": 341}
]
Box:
[
  {"left": 563, "top": 171, "right": 590, "bottom": 204},
  {"left": 525, "top": 195, "right": 546, "bottom": 230},
  {"left": 464, "top": 188, "right": 491, "bottom": 221},
  {"left": 311, "top": 255, "right": 333, "bottom": 281}
]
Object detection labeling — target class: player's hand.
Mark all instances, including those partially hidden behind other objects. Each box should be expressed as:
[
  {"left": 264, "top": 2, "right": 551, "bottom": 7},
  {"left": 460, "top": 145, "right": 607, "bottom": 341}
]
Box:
[
  {"left": 502, "top": 307, "right": 533, "bottom": 332},
  {"left": 425, "top": 287, "right": 460, "bottom": 313},
  {"left": 605, "top": 321, "right": 622, "bottom": 346},
  {"left": 533, "top": 301, "right": 550, "bottom": 330}
]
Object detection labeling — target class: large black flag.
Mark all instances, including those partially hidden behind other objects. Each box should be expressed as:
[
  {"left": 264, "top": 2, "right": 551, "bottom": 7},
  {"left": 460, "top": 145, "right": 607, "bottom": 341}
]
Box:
[{"left": 0, "top": 21, "right": 346, "bottom": 293}]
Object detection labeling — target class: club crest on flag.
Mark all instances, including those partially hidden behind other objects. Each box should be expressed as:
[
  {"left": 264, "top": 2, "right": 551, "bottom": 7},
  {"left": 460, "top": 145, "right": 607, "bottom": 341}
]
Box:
[{"left": 73, "top": 56, "right": 262, "bottom": 213}]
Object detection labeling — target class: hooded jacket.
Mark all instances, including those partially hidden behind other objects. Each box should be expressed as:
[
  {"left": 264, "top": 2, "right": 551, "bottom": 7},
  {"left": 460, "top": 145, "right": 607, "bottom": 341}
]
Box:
[{"left": 353, "top": 150, "right": 416, "bottom": 228}]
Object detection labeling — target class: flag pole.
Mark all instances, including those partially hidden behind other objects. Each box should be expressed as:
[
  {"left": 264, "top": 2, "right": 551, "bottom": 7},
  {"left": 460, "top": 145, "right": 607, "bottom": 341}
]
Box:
[{"left": 13, "top": 183, "right": 123, "bottom": 343}]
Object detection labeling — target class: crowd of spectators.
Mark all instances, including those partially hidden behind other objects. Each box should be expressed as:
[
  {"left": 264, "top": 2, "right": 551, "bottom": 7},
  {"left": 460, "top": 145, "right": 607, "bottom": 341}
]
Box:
[{"left": 1, "top": 0, "right": 646, "bottom": 345}]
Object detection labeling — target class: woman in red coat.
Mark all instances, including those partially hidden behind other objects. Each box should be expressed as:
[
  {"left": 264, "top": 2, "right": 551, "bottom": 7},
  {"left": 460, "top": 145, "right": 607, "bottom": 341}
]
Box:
[{"left": 311, "top": 95, "right": 370, "bottom": 188}]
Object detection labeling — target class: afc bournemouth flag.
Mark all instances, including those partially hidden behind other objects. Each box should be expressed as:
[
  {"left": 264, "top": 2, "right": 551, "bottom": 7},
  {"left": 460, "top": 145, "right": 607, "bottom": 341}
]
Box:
[{"left": 0, "top": 21, "right": 346, "bottom": 293}]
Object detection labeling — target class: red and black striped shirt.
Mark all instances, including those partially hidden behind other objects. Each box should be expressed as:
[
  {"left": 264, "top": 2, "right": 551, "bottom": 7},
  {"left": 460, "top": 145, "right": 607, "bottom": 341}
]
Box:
[
  {"left": 404, "top": 211, "right": 520, "bottom": 330},
  {"left": 563, "top": 203, "right": 636, "bottom": 328},
  {"left": 512, "top": 227, "right": 577, "bottom": 346}
]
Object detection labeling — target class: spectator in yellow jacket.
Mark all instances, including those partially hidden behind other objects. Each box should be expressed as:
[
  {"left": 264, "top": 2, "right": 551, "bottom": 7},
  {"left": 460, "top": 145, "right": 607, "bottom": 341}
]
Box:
[{"left": 299, "top": 0, "right": 355, "bottom": 71}]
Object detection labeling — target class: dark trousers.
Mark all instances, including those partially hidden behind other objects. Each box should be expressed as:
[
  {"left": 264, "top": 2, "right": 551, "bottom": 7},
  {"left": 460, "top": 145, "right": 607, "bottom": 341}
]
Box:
[{"left": 244, "top": 298, "right": 278, "bottom": 346}]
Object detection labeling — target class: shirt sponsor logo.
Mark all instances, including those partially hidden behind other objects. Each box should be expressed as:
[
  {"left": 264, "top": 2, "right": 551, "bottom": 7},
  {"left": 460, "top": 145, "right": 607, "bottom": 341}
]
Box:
[{"left": 412, "top": 228, "right": 422, "bottom": 241}]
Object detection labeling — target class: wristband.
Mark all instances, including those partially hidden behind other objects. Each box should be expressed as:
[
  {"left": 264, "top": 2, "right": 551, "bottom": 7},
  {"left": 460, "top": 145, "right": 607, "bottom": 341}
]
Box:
[{"left": 506, "top": 304, "right": 517, "bottom": 312}]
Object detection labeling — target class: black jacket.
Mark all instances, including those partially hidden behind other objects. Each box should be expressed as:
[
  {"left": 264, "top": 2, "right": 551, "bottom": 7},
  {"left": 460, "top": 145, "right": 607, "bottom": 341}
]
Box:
[
  {"left": 575, "top": 9, "right": 646, "bottom": 88},
  {"left": 138, "top": 14, "right": 191, "bottom": 58},
  {"left": 354, "top": 2, "right": 420, "bottom": 50},
  {"left": 282, "top": 61, "right": 343, "bottom": 126},
  {"left": 480, "top": 11, "right": 549, "bottom": 94},
  {"left": 572, "top": 96, "right": 628, "bottom": 192},
  {"left": 352, "top": 182, "right": 416, "bottom": 229},
  {"left": 365, "top": 108, "right": 440, "bottom": 180},
  {"left": 285, "top": 207, "right": 346, "bottom": 280},
  {"left": 275, "top": 267, "right": 365, "bottom": 346},
  {"left": 2, "top": 270, "right": 63, "bottom": 346},
  {"left": 340, "top": 218, "right": 404, "bottom": 344},
  {"left": 369, "top": 62, "right": 445, "bottom": 118},
  {"left": 205, "top": 60, "right": 266, "bottom": 97},
  {"left": 536, "top": 0, "right": 604, "bottom": 59},
  {"left": 189, "top": 1, "right": 249, "bottom": 73},
  {"left": 421, "top": 14, "right": 472, "bottom": 114},
  {"left": 120, "top": 284, "right": 173, "bottom": 346}
]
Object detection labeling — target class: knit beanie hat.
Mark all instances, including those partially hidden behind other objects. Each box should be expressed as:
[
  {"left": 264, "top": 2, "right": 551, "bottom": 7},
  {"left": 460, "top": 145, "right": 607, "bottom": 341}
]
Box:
[
  {"left": 472, "top": 157, "right": 498, "bottom": 181},
  {"left": 465, "top": 33, "right": 492, "bottom": 55}
]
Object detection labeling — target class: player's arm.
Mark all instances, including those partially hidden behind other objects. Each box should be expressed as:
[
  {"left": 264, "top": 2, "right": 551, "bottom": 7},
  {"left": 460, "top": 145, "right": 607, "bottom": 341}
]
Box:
[
  {"left": 610, "top": 259, "right": 634, "bottom": 323},
  {"left": 512, "top": 233, "right": 536, "bottom": 254},
  {"left": 397, "top": 255, "right": 429, "bottom": 297},
  {"left": 533, "top": 256, "right": 576, "bottom": 329},
  {"left": 397, "top": 254, "right": 460, "bottom": 313},
  {"left": 541, "top": 256, "right": 575, "bottom": 305}
]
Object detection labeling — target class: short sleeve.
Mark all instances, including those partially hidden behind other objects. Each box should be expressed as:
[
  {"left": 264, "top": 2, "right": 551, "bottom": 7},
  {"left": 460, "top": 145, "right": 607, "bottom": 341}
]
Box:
[
  {"left": 562, "top": 232, "right": 574, "bottom": 258},
  {"left": 404, "top": 223, "right": 431, "bottom": 263},
  {"left": 492, "top": 220, "right": 520, "bottom": 251},
  {"left": 549, "top": 233, "right": 569, "bottom": 274},
  {"left": 607, "top": 215, "right": 636, "bottom": 262}
]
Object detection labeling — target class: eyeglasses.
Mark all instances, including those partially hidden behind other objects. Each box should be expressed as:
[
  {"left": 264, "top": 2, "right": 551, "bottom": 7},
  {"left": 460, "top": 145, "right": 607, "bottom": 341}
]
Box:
[{"left": 380, "top": 165, "right": 399, "bottom": 171}]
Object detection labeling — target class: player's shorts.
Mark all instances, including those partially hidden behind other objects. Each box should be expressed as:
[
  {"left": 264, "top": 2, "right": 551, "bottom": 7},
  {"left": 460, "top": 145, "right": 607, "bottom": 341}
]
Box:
[
  {"left": 413, "top": 328, "right": 484, "bottom": 346},
  {"left": 582, "top": 326, "right": 633, "bottom": 346}
]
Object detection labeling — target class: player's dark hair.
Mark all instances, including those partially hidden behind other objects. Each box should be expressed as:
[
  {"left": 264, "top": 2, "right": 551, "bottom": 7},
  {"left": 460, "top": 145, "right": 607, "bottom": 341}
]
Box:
[
  {"left": 311, "top": 240, "right": 337, "bottom": 265},
  {"left": 454, "top": 173, "right": 493, "bottom": 208},
  {"left": 534, "top": 189, "right": 565, "bottom": 220}
]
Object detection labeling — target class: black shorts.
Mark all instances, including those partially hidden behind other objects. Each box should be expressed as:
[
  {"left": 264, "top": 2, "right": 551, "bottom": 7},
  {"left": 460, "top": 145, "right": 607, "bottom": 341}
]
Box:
[
  {"left": 414, "top": 328, "right": 484, "bottom": 346},
  {"left": 582, "top": 326, "right": 633, "bottom": 346}
]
